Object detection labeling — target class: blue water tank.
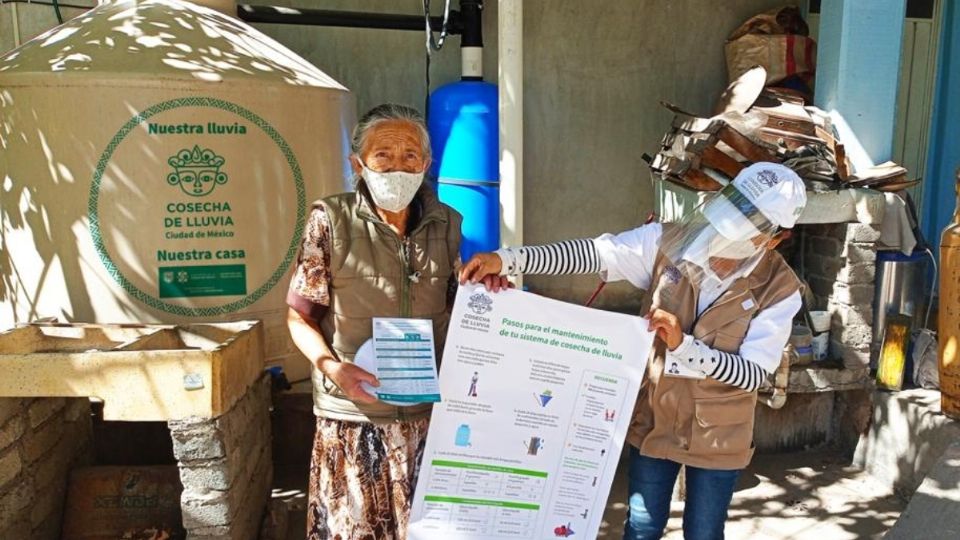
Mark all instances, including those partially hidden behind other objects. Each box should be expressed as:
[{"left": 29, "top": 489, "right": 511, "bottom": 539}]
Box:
[{"left": 428, "top": 80, "right": 499, "bottom": 262}]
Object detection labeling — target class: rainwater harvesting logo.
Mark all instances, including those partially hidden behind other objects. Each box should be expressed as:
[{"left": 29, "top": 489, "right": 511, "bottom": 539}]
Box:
[
  {"left": 756, "top": 169, "right": 781, "bottom": 188},
  {"left": 468, "top": 292, "right": 493, "bottom": 315},
  {"left": 167, "top": 145, "right": 228, "bottom": 197},
  {"left": 89, "top": 97, "right": 306, "bottom": 318}
]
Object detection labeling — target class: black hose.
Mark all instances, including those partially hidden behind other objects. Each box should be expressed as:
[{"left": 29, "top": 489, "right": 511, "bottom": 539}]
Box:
[
  {"left": 1, "top": 0, "right": 91, "bottom": 9},
  {"left": 51, "top": 0, "right": 64, "bottom": 24},
  {"left": 237, "top": 4, "right": 460, "bottom": 33}
]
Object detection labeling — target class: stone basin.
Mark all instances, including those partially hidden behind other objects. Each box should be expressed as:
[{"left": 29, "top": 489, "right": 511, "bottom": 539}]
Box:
[{"left": 0, "top": 321, "right": 264, "bottom": 421}]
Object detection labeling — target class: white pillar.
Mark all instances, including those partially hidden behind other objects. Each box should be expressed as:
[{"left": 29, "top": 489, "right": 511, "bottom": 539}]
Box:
[{"left": 498, "top": 0, "right": 523, "bottom": 284}]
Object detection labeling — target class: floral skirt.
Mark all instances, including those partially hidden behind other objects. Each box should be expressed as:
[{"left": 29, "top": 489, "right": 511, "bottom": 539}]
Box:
[{"left": 306, "top": 417, "right": 429, "bottom": 540}]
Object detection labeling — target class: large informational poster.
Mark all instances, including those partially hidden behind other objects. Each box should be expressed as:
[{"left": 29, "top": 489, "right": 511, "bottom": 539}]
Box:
[{"left": 409, "top": 286, "right": 654, "bottom": 540}]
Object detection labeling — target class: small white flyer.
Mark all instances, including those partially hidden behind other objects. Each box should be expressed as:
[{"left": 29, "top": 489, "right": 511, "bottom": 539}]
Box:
[{"left": 368, "top": 317, "right": 441, "bottom": 404}]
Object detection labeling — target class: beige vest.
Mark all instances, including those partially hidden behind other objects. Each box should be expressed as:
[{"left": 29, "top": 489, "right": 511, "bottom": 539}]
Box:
[
  {"left": 313, "top": 184, "right": 462, "bottom": 423},
  {"left": 629, "top": 235, "right": 801, "bottom": 470}
]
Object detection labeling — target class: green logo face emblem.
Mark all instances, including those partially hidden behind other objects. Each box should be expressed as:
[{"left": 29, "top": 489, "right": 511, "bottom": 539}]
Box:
[{"left": 167, "top": 145, "right": 228, "bottom": 197}]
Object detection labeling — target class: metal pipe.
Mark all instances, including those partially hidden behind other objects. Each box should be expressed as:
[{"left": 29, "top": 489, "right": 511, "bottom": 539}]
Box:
[{"left": 236, "top": 4, "right": 461, "bottom": 33}]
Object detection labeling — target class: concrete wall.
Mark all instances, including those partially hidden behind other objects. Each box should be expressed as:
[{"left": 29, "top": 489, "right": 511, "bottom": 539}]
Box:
[
  {"left": 2, "top": 0, "right": 794, "bottom": 311},
  {"left": 519, "top": 0, "right": 789, "bottom": 308},
  {"left": 253, "top": 0, "right": 792, "bottom": 309},
  {"left": 0, "top": 0, "right": 96, "bottom": 52},
  {"left": 250, "top": 0, "right": 498, "bottom": 120}
]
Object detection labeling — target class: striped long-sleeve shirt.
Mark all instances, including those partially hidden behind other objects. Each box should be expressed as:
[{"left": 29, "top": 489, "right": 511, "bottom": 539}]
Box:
[{"left": 495, "top": 233, "right": 796, "bottom": 392}]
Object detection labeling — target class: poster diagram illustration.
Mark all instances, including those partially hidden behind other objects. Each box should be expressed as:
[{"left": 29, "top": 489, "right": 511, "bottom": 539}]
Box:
[{"left": 409, "top": 287, "right": 653, "bottom": 539}]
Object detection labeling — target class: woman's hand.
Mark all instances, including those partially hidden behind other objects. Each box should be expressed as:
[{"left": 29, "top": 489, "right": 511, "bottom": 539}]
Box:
[
  {"left": 645, "top": 308, "right": 683, "bottom": 351},
  {"left": 459, "top": 252, "right": 505, "bottom": 287},
  {"left": 319, "top": 359, "right": 380, "bottom": 404},
  {"left": 478, "top": 274, "right": 512, "bottom": 293}
]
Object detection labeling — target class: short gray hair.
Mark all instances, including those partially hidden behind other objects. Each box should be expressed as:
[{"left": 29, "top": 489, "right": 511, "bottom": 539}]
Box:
[{"left": 350, "top": 103, "right": 432, "bottom": 161}]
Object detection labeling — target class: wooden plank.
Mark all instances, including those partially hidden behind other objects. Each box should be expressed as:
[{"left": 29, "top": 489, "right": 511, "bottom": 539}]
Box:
[
  {"left": 763, "top": 112, "right": 818, "bottom": 137},
  {"left": 701, "top": 145, "right": 745, "bottom": 178},
  {"left": 717, "top": 124, "right": 781, "bottom": 163},
  {"left": 836, "top": 142, "right": 852, "bottom": 180}
]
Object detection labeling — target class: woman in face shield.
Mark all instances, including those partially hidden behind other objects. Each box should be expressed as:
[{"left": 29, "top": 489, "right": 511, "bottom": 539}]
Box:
[
  {"left": 286, "top": 104, "right": 462, "bottom": 539},
  {"left": 460, "top": 163, "right": 806, "bottom": 540}
]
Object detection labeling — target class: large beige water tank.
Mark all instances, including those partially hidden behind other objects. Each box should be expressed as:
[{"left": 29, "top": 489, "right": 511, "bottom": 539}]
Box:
[{"left": 0, "top": 0, "right": 356, "bottom": 382}]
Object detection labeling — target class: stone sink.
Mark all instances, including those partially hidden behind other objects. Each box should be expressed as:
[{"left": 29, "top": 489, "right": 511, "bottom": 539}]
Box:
[{"left": 0, "top": 321, "right": 264, "bottom": 421}]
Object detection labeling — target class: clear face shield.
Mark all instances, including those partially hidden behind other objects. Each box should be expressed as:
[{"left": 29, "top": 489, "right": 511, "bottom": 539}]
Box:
[{"left": 659, "top": 183, "right": 780, "bottom": 288}]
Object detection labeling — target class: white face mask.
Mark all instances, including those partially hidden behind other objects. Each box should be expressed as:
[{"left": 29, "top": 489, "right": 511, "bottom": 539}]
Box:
[{"left": 359, "top": 160, "right": 424, "bottom": 213}]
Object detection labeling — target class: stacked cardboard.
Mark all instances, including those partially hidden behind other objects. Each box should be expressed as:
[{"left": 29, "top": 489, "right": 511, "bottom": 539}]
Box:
[{"left": 646, "top": 66, "right": 915, "bottom": 193}]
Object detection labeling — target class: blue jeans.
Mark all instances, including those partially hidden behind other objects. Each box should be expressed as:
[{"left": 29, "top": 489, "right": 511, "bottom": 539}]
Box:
[{"left": 623, "top": 448, "right": 740, "bottom": 540}]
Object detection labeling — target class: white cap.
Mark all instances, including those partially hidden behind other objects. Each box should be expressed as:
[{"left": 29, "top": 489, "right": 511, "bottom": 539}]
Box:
[{"left": 703, "top": 163, "right": 806, "bottom": 240}]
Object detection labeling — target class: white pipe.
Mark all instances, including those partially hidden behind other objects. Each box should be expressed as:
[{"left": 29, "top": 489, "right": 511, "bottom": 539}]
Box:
[
  {"left": 498, "top": 0, "right": 523, "bottom": 285},
  {"left": 461, "top": 46, "right": 482, "bottom": 78}
]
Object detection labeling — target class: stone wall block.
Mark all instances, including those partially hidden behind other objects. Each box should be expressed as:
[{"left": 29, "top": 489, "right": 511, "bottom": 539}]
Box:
[
  {"left": 33, "top": 441, "right": 74, "bottom": 493},
  {"left": 27, "top": 398, "right": 65, "bottom": 429},
  {"left": 191, "top": 525, "right": 232, "bottom": 536},
  {"left": 0, "top": 416, "right": 25, "bottom": 453},
  {"left": 830, "top": 300, "right": 874, "bottom": 327},
  {"left": 842, "top": 242, "right": 877, "bottom": 264},
  {"left": 807, "top": 223, "right": 882, "bottom": 243},
  {"left": 831, "top": 320, "right": 874, "bottom": 349},
  {"left": 836, "top": 262, "right": 876, "bottom": 285},
  {"left": 29, "top": 480, "right": 65, "bottom": 528},
  {"left": 803, "top": 253, "right": 844, "bottom": 281},
  {"left": 23, "top": 414, "right": 63, "bottom": 463},
  {"left": 0, "top": 449, "right": 22, "bottom": 489},
  {"left": 831, "top": 338, "right": 871, "bottom": 368},
  {"left": 0, "top": 400, "right": 24, "bottom": 428},
  {"left": 63, "top": 398, "right": 90, "bottom": 423},
  {"left": 181, "top": 489, "right": 234, "bottom": 529},
  {"left": 829, "top": 282, "right": 874, "bottom": 307},
  {"left": 0, "top": 479, "right": 33, "bottom": 526},
  {"left": 179, "top": 460, "right": 235, "bottom": 492},
  {"left": 807, "top": 236, "right": 843, "bottom": 258},
  {"left": 170, "top": 425, "right": 225, "bottom": 462}
]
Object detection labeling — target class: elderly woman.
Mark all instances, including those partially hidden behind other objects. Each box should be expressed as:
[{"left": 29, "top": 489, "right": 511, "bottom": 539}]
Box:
[{"left": 286, "top": 104, "right": 461, "bottom": 539}]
